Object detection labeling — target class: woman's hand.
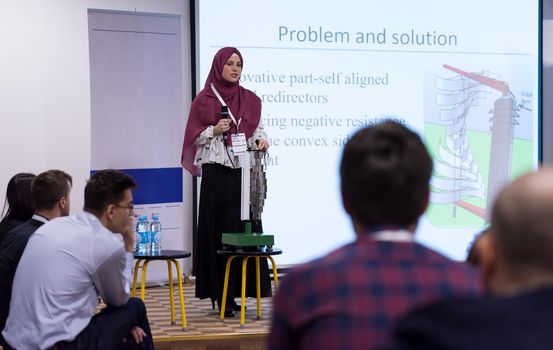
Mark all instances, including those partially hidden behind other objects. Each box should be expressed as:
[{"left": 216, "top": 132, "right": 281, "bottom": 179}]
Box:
[
  {"left": 257, "top": 139, "right": 269, "bottom": 152},
  {"left": 213, "top": 119, "right": 231, "bottom": 136}
]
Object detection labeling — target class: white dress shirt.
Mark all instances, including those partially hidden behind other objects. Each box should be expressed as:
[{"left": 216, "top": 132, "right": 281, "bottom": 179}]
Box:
[{"left": 2, "top": 212, "right": 133, "bottom": 350}]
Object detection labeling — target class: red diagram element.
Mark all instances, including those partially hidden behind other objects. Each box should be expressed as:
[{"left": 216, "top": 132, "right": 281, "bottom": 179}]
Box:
[
  {"left": 443, "top": 64, "right": 510, "bottom": 96},
  {"left": 455, "top": 200, "right": 486, "bottom": 219}
]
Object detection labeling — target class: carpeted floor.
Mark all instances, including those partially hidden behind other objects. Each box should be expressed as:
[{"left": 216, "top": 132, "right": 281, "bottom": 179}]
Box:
[
  {"left": 0, "top": 282, "right": 275, "bottom": 350},
  {"left": 143, "top": 281, "right": 274, "bottom": 339}
]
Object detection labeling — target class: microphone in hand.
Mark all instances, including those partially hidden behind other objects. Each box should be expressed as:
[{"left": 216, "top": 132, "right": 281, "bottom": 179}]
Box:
[
  {"left": 220, "top": 105, "right": 229, "bottom": 120},
  {"left": 219, "top": 106, "right": 230, "bottom": 137}
]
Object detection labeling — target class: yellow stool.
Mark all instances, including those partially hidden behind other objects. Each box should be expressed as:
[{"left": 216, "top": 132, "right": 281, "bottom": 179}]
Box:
[
  {"left": 131, "top": 249, "right": 191, "bottom": 330},
  {"left": 218, "top": 248, "right": 282, "bottom": 327}
]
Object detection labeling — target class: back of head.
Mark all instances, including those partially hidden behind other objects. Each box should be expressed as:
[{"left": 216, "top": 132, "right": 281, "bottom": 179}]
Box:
[
  {"left": 491, "top": 168, "right": 553, "bottom": 274},
  {"left": 2, "top": 173, "right": 36, "bottom": 221},
  {"left": 340, "top": 121, "right": 432, "bottom": 228},
  {"left": 84, "top": 170, "right": 136, "bottom": 216},
  {"left": 32, "top": 170, "right": 72, "bottom": 211}
]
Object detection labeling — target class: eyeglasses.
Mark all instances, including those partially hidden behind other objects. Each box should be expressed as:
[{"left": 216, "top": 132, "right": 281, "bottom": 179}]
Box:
[{"left": 115, "top": 203, "right": 134, "bottom": 211}]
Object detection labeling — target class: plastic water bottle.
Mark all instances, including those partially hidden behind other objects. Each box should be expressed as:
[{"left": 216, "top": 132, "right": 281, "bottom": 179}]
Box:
[
  {"left": 135, "top": 215, "right": 150, "bottom": 255},
  {"left": 150, "top": 214, "right": 162, "bottom": 255}
]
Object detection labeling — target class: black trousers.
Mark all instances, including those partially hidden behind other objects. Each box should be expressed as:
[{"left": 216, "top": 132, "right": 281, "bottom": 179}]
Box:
[
  {"left": 57, "top": 297, "right": 154, "bottom": 350},
  {"left": 195, "top": 163, "right": 272, "bottom": 304}
]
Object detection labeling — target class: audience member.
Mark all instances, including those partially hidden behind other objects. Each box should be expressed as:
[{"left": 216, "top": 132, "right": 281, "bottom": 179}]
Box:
[
  {"left": 0, "top": 170, "right": 72, "bottom": 349},
  {"left": 269, "top": 121, "right": 481, "bottom": 350},
  {"left": 2, "top": 170, "right": 154, "bottom": 350},
  {"left": 0, "top": 173, "right": 35, "bottom": 244},
  {"left": 387, "top": 168, "right": 553, "bottom": 350}
]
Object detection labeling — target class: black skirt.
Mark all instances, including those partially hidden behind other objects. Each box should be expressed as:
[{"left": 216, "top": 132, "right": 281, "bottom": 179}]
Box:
[{"left": 194, "top": 163, "right": 272, "bottom": 302}]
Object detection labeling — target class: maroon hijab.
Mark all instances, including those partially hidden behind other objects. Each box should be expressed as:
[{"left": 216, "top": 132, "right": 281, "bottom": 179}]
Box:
[{"left": 181, "top": 47, "right": 262, "bottom": 176}]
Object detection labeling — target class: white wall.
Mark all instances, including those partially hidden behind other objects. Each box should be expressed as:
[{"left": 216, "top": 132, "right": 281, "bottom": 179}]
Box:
[{"left": 0, "top": 0, "right": 192, "bottom": 272}]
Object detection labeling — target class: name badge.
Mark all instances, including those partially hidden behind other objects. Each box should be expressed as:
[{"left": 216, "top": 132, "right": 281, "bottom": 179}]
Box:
[{"left": 231, "top": 133, "right": 247, "bottom": 155}]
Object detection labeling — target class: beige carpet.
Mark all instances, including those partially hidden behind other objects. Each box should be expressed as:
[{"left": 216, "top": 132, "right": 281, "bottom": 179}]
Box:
[
  {"left": 143, "top": 282, "right": 274, "bottom": 338},
  {"left": 0, "top": 282, "right": 275, "bottom": 350}
]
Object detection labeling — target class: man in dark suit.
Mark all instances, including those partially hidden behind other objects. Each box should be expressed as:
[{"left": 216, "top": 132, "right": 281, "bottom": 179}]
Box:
[
  {"left": 268, "top": 121, "right": 481, "bottom": 350},
  {"left": 0, "top": 170, "right": 72, "bottom": 349},
  {"left": 387, "top": 168, "right": 553, "bottom": 350}
]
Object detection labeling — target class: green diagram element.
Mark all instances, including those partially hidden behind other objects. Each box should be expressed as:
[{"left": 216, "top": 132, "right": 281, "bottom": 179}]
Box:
[
  {"left": 425, "top": 64, "right": 534, "bottom": 228},
  {"left": 425, "top": 122, "right": 532, "bottom": 228}
]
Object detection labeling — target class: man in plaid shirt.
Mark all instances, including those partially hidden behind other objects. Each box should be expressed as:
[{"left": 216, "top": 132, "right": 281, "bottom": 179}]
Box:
[{"left": 269, "top": 121, "right": 481, "bottom": 350}]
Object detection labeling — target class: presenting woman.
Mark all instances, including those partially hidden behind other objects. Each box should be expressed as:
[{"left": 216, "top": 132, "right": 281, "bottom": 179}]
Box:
[{"left": 181, "top": 47, "right": 271, "bottom": 317}]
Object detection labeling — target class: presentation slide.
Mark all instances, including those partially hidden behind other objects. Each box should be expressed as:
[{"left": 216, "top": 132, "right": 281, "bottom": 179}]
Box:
[{"left": 196, "top": 0, "right": 540, "bottom": 264}]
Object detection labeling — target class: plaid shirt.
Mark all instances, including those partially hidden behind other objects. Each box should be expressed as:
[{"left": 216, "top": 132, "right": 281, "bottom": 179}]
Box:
[{"left": 269, "top": 235, "right": 481, "bottom": 350}]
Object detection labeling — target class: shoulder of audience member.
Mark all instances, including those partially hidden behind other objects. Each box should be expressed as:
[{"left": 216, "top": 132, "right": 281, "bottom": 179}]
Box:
[
  {"left": 0, "top": 219, "right": 35, "bottom": 248},
  {"left": 399, "top": 294, "right": 489, "bottom": 323},
  {"left": 416, "top": 242, "right": 481, "bottom": 271},
  {"left": 414, "top": 243, "right": 483, "bottom": 291},
  {"left": 383, "top": 296, "right": 490, "bottom": 349},
  {"left": 278, "top": 245, "right": 353, "bottom": 293}
]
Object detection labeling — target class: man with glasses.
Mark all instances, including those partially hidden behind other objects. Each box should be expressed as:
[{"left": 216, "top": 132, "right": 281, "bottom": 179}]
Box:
[{"left": 3, "top": 170, "right": 154, "bottom": 350}]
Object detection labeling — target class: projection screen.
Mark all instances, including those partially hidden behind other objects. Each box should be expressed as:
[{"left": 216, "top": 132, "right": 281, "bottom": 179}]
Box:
[{"left": 194, "top": 0, "right": 541, "bottom": 264}]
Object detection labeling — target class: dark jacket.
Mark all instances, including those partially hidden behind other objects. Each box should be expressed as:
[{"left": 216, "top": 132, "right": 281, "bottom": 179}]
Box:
[{"left": 386, "top": 287, "right": 553, "bottom": 350}]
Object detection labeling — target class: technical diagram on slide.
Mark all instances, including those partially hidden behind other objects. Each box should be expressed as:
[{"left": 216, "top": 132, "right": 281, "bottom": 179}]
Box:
[{"left": 425, "top": 64, "right": 533, "bottom": 227}]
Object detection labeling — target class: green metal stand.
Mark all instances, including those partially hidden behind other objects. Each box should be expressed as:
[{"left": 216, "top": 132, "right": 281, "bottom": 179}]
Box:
[{"left": 222, "top": 221, "right": 274, "bottom": 248}]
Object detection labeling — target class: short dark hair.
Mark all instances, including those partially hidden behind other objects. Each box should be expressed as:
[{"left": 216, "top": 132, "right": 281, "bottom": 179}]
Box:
[
  {"left": 84, "top": 170, "right": 137, "bottom": 215},
  {"left": 1, "top": 173, "right": 36, "bottom": 221},
  {"left": 340, "top": 121, "right": 432, "bottom": 228},
  {"left": 31, "top": 170, "right": 72, "bottom": 211}
]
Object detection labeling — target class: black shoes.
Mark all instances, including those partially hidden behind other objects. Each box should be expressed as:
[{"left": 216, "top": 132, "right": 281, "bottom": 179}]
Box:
[
  {"left": 212, "top": 299, "right": 247, "bottom": 316},
  {"left": 214, "top": 298, "right": 236, "bottom": 317},
  {"left": 224, "top": 308, "right": 235, "bottom": 317},
  {"left": 229, "top": 300, "right": 246, "bottom": 311}
]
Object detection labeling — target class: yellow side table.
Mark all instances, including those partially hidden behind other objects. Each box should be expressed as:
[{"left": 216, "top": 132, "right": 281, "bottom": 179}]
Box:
[
  {"left": 218, "top": 248, "right": 282, "bottom": 327},
  {"left": 131, "top": 249, "right": 191, "bottom": 330}
]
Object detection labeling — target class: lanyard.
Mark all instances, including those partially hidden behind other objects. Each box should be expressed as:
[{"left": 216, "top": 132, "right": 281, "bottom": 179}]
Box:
[{"left": 210, "top": 83, "right": 242, "bottom": 131}]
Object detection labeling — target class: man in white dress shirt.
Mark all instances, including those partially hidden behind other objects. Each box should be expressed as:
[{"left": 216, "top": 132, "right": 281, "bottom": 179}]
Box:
[
  {"left": 0, "top": 170, "right": 72, "bottom": 350},
  {"left": 3, "top": 170, "right": 154, "bottom": 350}
]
